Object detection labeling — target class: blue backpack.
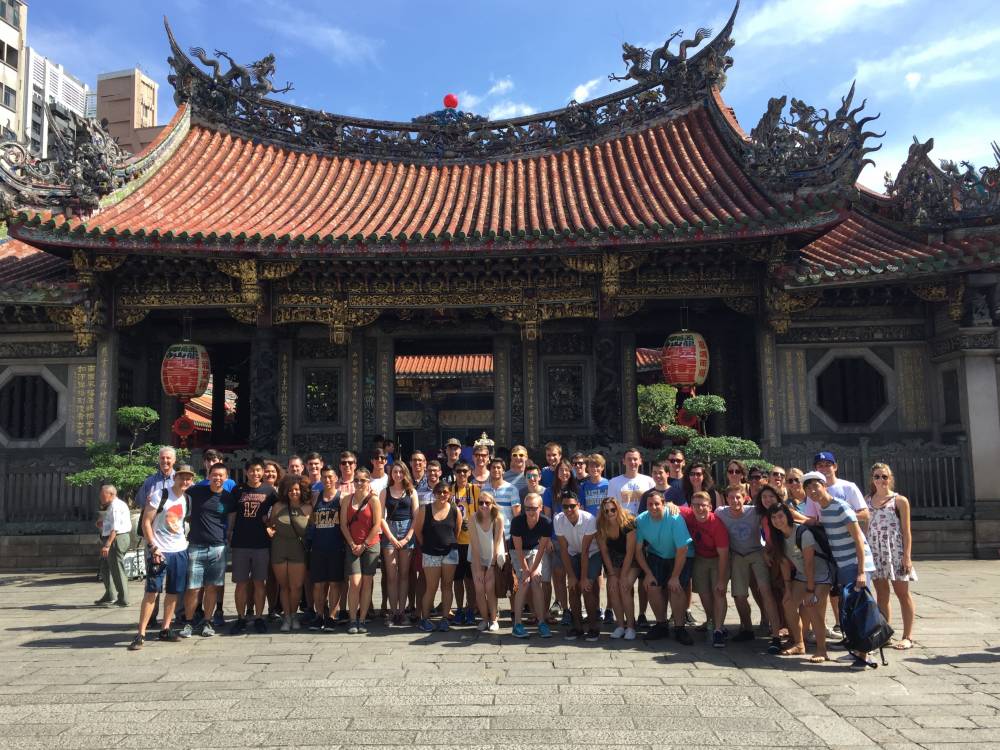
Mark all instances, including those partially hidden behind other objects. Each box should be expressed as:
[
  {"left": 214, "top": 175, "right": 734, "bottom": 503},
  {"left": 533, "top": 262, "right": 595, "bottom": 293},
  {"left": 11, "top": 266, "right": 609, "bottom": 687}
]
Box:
[{"left": 839, "top": 584, "right": 894, "bottom": 666}]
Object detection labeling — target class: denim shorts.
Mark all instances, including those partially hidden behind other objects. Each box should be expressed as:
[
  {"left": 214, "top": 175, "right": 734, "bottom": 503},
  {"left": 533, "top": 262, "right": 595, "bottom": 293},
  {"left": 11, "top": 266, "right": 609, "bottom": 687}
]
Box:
[
  {"left": 187, "top": 544, "right": 226, "bottom": 589},
  {"left": 422, "top": 548, "right": 460, "bottom": 568},
  {"left": 569, "top": 552, "right": 603, "bottom": 581},
  {"left": 145, "top": 549, "right": 189, "bottom": 595},
  {"left": 381, "top": 518, "right": 415, "bottom": 549}
]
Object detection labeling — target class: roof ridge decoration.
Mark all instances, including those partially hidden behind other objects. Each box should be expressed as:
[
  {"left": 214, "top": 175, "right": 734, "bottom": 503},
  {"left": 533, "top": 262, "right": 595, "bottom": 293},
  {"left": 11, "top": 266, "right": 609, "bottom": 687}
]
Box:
[
  {"left": 742, "top": 82, "right": 884, "bottom": 194},
  {"left": 164, "top": 3, "right": 739, "bottom": 163},
  {"left": 884, "top": 136, "right": 1000, "bottom": 227},
  {"left": 0, "top": 102, "right": 129, "bottom": 219}
]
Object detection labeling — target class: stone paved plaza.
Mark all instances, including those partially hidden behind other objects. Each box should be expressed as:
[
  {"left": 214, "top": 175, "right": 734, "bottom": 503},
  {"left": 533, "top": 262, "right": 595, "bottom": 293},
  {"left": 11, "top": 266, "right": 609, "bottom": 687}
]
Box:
[{"left": 1, "top": 560, "right": 999, "bottom": 749}]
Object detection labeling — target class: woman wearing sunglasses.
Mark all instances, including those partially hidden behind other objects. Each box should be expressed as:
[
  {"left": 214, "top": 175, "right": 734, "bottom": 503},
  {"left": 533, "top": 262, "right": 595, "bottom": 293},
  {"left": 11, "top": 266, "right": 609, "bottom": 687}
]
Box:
[
  {"left": 596, "top": 497, "right": 638, "bottom": 640},
  {"left": 468, "top": 492, "right": 505, "bottom": 632},
  {"left": 866, "top": 463, "right": 917, "bottom": 650}
]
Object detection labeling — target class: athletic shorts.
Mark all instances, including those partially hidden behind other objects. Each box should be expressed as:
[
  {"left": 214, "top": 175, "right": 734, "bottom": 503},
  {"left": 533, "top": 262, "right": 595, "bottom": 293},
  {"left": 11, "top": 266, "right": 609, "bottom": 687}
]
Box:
[
  {"left": 692, "top": 555, "right": 721, "bottom": 595},
  {"left": 646, "top": 552, "right": 693, "bottom": 588},
  {"left": 346, "top": 544, "right": 380, "bottom": 576},
  {"left": 512, "top": 548, "right": 551, "bottom": 582},
  {"left": 146, "top": 549, "right": 189, "bottom": 595},
  {"left": 187, "top": 544, "right": 226, "bottom": 589},
  {"left": 455, "top": 543, "right": 472, "bottom": 579},
  {"left": 310, "top": 547, "right": 345, "bottom": 583},
  {"left": 730, "top": 549, "right": 770, "bottom": 598},
  {"left": 422, "top": 548, "right": 460, "bottom": 568},
  {"left": 231, "top": 547, "right": 270, "bottom": 583},
  {"left": 568, "top": 553, "right": 603, "bottom": 582}
]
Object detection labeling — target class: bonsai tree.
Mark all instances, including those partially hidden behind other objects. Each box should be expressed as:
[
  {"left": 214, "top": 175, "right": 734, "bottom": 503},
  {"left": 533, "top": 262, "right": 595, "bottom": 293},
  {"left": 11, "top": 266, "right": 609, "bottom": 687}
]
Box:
[
  {"left": 657, "top": 393, "right": 762, "bottom": 468},
  {"left": 637, "top": 383, "right": 678, "bottom": 445},
  {"left": 66, "top": 406, "right": 190, "bottom": 507}
]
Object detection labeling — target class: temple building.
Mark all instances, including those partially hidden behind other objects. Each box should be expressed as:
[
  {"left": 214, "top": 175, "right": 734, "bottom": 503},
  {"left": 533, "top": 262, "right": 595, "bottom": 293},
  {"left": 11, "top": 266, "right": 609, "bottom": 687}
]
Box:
[{"left": 1, "top": 6, "right": 999, "bottom": 557}]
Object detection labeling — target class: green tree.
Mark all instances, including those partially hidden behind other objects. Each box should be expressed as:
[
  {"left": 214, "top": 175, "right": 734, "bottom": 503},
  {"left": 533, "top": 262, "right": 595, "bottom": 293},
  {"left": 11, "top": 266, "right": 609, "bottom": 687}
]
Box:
[
  {"left": 66, "top": 407, "right": 190, "bottom": 507},
  {"left": 637, "top": 383, "right": 678, "bottom": 441},
  {"left": 657, "top": 394, "right": 762, "bottom": 467}
]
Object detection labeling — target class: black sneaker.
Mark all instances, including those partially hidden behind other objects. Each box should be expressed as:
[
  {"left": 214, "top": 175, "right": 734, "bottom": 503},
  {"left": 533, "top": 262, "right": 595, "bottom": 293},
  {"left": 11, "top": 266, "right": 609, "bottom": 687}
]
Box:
[
  {"left": 94, "top": 597, "right": 113, "bottom": 607},
  {"left": 157, "top": 629, "right": 181, "bottom": 643},
  {"left": 563, "top": 628, "right": 582, "bottom": 641},
  {"left": 636, "top": 613, "right": 649, "bottom": 629},
  {"left": 767, "top": 636, "right": 782, "bottom": 654},
  {"left": 115, "top": 600, "right": 129, "bottom": 607},
  {"left": 228, "top": 618, "right": 247, "bottom": 635},
  {"left": 127, "top": 634, "right": 144, "bottom": 651},
  {"left": 732, "top": 629, "right": 756, "bottom": 642},
  {"left": 323, "top": 616, "right": 338, "bottom": 630},
  {"left": 301, "top": 611, "right": 317, "bottom": 627},
  {"left": 674, "top": 626, "right": 693, "bottom": 646},
  {"left": 338, "top": 609, "right": 350, "bottom": 623},
  {"left": 645, "top": 622, "right": 671, "bottom": 640},
  {"left": 585, "top": 629, "right": 601, "bottom": 642},
  {"left": 253, "top": 617, "right": 268, "bottom": 634},
  {"left": 308, "top": 615, "right": 325, "bottom": 631},
  {"left": 684, "top": 610, "right": 697, "bottom": 626}
]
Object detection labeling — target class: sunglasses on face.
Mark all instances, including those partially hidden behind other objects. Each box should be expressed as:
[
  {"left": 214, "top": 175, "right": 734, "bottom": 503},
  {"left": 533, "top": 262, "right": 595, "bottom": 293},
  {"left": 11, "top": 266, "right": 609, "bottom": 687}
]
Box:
[
  {"left": 668, "top": 458, "right": 683, "bottom": 464},
  {"left": 456, "top": 469, "right": 470, "bottom": 474},
  {"left": 479, "top": 500, "right": 493, "bottom": 506},
  {"left": 749, "top": 474, "right": 763, "bottom": 481},
  {"left": 771, "top": 472, "right": 785, "bottom": 478},
  {"left": 353, "top": 479, "right": 368, "bottom": 485},
  {"left": 524, "top": 506, "right": 541, "bottom": 512},
  {"left": 372, "top": 456, "right": 386, "bottom": 461},
  {"left": 727, "top": 468, "right": 744, "bottom": 475},
  {"left": 873, "top": 474, "right": 891, "bottom": 481},
  {"left": 562, "top": 503, "right": 578, "bottom": 510},
  {"left": 341, "top": 460, "right": 356, "bottom": 465},
  {"left": 572, "top": 461, "right": 586, "bottom": 466},
  {"left": 603, "top": 507, "right": 617, "bottom": 514},
  {"left": 786, "top": 478, "right": 801, "bottom": 485}
]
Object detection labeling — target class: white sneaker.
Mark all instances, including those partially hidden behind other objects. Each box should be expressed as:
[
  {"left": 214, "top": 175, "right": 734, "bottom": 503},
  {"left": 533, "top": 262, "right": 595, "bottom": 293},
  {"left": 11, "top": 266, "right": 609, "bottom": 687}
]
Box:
[
  {"left": 487, "top": 620, "right": 500, "bottom": 632},
  {"left": 280, "top": 616, "right": 291, "bottom": 633},
  {"left": 624, "top": 627, "right": 636, "bottom": 641},
  {"left": 610, "top": 626, "right": 626, "bottom": 639},
  {"left": 477, "top": 620, "right": 489, "bottom": 631}
]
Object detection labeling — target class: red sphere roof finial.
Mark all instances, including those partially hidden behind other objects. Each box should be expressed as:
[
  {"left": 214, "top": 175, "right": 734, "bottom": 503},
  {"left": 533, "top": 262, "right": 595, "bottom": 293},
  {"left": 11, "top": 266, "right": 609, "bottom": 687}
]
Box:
[{"left": 443, "top": 93, "right": 459, "bottom": 109}]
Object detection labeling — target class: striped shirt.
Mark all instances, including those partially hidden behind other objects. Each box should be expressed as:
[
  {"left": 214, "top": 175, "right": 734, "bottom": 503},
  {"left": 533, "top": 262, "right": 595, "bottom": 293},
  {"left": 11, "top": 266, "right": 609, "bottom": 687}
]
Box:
[{"left": 819, "top": 496, "right": 875, "bottom": 571}]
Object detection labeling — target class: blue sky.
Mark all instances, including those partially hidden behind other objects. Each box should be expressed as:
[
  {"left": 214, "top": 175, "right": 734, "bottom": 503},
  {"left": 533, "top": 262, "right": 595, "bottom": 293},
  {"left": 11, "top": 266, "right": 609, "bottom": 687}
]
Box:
[{"left": 27, "top": 0, "right": 1000, "bottom": 192}]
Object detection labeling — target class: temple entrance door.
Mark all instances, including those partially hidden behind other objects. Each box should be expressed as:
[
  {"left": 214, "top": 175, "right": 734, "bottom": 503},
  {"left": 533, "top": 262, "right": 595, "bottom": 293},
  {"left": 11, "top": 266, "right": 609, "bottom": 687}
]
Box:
[
  {"left": 393, "top": 341, "right": 494, "bottom": 458},
  {"left": 182, "top": 342, "right": 251, "bottom": 449}
]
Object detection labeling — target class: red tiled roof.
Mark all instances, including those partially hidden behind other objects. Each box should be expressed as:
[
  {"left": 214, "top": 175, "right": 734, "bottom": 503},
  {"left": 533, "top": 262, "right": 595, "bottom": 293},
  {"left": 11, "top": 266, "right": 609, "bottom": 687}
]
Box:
[
  {"left": 17, "top": 104, "right": 783, "bottom": 252},
  {"left": 636, "top": 347, "right": 663, "bottom": 372},
  {"left": 396, "top": 354, "right": 493, "bottom": 379},
  {"left": 0, "top": 238, "right": 74, "bottom": 286},
  {"left": 793, "top": 212, "right": 1000, "bottom": 285}
]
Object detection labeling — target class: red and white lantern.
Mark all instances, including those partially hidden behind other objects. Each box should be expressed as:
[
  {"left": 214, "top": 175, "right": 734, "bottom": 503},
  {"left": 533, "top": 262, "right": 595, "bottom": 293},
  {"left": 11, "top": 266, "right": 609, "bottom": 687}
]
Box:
[
  {"left": 661, "top": 330, "right": 709, "bottom": 387},
  {"left": 161, "top": 342, "right": 211, "bottom": 403}
]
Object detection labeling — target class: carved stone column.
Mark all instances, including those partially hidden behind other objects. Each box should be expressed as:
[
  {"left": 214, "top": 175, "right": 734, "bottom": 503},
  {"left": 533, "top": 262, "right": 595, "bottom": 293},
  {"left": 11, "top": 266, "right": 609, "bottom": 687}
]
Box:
[
  {"left": 756, "top": 324, "right": 781, "bottom": 450},
  {"left": 249, "top": 326, "right": 280, "bottom": 452},
  {"left": 94, "top": 331, "right": 117, "bottom": 443},
  {"left": 493, "top": 335, "right": 511, "bottom": 448},
  {"left": 621, "top": 331, "right": 639, "bottom": 445},
  {"left": 592, "top": 327, "right": 623, "bottom": 443},
  {"left": 376, "top": 335, "right": 395, "bottom": 442},
  {"left": 348, "top": 332, "right": 364, "bottom": 453},
  {"left": 523, "top": 336, "right": 540, "bottom": 449}
]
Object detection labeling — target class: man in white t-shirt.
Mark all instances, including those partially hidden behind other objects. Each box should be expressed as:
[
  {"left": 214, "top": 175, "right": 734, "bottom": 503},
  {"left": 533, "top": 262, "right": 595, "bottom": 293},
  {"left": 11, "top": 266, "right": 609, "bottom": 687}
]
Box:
[
  {"left": 813, "top": 451, "right": 870, "bottom": 524},
  {"left": 607, "top": 447, "right": 655, "bottom": 515},
  {"left": 554, "top": 491, "right": 601, "bottom": 641},
  {"left": 129, "top": 464, "right": 195, "bottom": 651},
  {"left": 96, "top": 484, "right": 132, "bottom": 608}
]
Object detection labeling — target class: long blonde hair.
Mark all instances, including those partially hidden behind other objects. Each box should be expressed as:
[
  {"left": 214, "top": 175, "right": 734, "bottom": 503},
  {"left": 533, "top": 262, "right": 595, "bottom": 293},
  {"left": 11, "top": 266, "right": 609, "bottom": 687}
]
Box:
[
  {"left": 477, "top": 492, "right": 501, "bottom": 523},
  {"left": 596, "top": 496, "right": 634, "bottom": 540}
]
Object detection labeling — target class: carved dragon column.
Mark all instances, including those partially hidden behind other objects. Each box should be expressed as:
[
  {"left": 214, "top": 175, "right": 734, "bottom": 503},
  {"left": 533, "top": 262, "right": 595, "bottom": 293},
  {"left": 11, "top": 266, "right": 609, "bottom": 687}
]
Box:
[
  {"left": 493, "top": 335, "right": 512, "bottom": 449},
  {"left": 592, "top": 326, "right": 624, "bottom": 444}
]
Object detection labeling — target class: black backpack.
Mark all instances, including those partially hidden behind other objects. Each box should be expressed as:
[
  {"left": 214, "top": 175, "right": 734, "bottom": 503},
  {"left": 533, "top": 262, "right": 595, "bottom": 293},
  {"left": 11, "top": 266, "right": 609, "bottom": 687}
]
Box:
[
  {"left": 794, "top": 524, "right": 840, "bottom": 583},
  {"left": 840, "top": 584, "right": 894, "bottom": 666}
]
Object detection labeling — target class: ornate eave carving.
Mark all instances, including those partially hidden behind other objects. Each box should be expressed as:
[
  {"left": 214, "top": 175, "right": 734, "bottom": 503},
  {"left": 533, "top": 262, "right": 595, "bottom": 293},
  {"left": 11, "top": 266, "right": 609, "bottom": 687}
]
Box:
[
  {"left": 909, "top": 277, "right": 965, "bottom": 321},
  {"left": 46, "top": 299, "right": 106, "bottom": 350},
  {"left": 764, "top": 286, "right": 820, "bottom": 333},
  {"left": 164, "top": 6, "right": 737, "bottom": 164},
  {"left": 885, "top": 137, "right": 1000, "bottom": 227}
]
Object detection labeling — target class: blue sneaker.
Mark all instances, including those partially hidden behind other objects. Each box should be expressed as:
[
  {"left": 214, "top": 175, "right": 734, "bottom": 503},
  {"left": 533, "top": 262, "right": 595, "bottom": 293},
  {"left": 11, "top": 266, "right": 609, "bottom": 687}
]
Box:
[
  {"left": 418, "top": 618, "right": 435, "bottom": 633},
  {"left": 560, "top": 611, "right": 572, "bottom": 626},
  {"left": 212, "top": 611, "right": 226, "bottom": 629},
  {"left": 538, "top": 622, "right": 552, "bottom": 639},
  {"left": 512, "top": 623, "right": 529, "bottom": 638},
  {"left": 438, "top": 618, "right": 450, "bottom": 632},
  {"left": 463, "top": 608, "right": 476, "bottom": 626}
]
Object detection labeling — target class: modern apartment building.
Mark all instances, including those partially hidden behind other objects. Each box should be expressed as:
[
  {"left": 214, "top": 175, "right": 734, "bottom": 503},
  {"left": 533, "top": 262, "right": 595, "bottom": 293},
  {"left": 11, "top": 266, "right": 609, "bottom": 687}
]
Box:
[
  {"left": 22, "top": 47, "right": 89, "bottom": 157},
  {"left": 96, "top": 67, "right": 160, "bottom": 155},
  {"left": 0, "top": 0, "right": 27, "bottom": 141}
]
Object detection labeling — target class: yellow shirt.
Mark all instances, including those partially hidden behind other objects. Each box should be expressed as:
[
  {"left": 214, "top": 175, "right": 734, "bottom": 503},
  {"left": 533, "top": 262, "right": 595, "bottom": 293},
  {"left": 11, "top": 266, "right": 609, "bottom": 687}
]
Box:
[{"left": 451, "top": 483, "right": 480, "bottom": 545}]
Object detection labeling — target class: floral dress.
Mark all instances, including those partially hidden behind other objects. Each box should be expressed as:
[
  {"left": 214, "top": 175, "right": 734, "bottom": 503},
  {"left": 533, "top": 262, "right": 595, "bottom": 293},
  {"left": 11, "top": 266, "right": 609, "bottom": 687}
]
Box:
[{"left": 866, "top": 494, "right": 918, "bottom": 582}]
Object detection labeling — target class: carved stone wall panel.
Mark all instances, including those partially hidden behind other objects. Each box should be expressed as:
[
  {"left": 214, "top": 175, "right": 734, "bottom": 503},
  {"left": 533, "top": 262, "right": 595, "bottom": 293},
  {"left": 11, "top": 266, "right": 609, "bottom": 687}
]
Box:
[
  {"left": 777, "top": 347, "right": 809, "bottom": 434},
  {"left": 278, "top": 345, "right": 291, "bottom": 454},
  {"left": 758, "top": 327, "right": 781, "bottom": 448},
  {"left": 493, "top": 338, "right": 510, "bottom": 447},
  {"left": 94, "top": 335, "right": 114, "bottom": 443},
  {"left": 545, "top": 363, "right": 586, "bottom": 428},
  {"left": 249, "top": 327, "right": 280, "bottom": 452},
  {"left": 363, "top": 341, "right": 377, "bottom": 437},
  {"left": 296, "top": 340, "right": 348, "bottom": 359},
  {"left": 0, "top": 341, "right": 87, "bottom": 359},
  {"left": 349, "top": 340, "right": 363, "bottom": 451},
  {"left": 68, "top": 363, "right": 96, "bottom": 447},
  {"left": 777, "top": 323, "right": 927, "bottom": 345},
  {"left": 591, "top": 332, "right": 622, "bottom": 442},
  {"left": 510, "top": 342, "right": 524, "bottom": 440},
  {"left": 377, "top": 339, "right": 394, "bottom": 438},
  {"left": 622, "top": 333, "right": 639, "bottom": 445},
  {"left": 524, "top": 338, "right": 539, "bottom": 447},
  {"left": 897, "top": 346, "right": 931, "bottom": 432}
]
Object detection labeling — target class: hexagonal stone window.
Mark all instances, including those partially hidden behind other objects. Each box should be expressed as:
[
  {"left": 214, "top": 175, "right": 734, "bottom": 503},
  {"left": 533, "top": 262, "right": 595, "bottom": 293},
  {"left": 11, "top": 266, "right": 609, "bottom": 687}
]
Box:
[
  {"left": 0, "top": 374, "right": 60, "bottom": 440},
  {"left": 816, "top": 356, "right": 887, "bottom": 425}
]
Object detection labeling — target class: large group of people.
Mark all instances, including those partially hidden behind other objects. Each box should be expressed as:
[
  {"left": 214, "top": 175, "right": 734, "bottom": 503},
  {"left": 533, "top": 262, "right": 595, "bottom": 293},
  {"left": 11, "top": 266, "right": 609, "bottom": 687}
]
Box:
[{"left": 105, "top": 440, "right": 917, "bottom": 669}]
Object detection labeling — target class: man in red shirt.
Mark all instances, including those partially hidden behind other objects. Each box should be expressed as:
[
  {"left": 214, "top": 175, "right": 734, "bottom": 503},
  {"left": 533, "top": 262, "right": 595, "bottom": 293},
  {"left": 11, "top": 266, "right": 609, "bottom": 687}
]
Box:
[{"left": 679, "top": 491, "right": 730, "bottom": 648}]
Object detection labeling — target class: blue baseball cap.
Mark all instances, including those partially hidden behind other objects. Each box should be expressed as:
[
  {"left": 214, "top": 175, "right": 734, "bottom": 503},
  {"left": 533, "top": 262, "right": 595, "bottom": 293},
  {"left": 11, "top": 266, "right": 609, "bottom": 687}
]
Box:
[{"left": 813, "top": 451, "right": 836, "bottom": 465}]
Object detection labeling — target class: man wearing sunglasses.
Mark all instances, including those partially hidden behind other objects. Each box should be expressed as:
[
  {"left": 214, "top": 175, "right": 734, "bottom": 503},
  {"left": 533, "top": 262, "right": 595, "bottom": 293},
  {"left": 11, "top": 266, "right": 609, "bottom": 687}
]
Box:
[{"left": 554, "top": 490, "right": 602, "bottom": 641}]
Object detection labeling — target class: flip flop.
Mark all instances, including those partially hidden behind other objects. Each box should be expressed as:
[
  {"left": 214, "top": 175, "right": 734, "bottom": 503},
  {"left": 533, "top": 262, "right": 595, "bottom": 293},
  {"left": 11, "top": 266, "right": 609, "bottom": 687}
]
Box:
[
  {"left": 809, "top": 654, "right": 829, "bottom": 663},
  {"left": 893, "top": 638, "right": 914, "bottom": 650},
  {"left": 781, "top": 646, "right": 806, "bottom": 656}
]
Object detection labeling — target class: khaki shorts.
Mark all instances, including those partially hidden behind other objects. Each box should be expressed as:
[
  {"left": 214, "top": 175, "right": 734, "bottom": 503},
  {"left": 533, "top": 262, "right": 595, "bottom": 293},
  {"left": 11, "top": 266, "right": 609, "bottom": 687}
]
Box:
[
  {"left": 730, "top": 549, "right": 769, "bottom": 598},
  {"left": 692, "top": 555, "right": 721, "bottom": 595}
]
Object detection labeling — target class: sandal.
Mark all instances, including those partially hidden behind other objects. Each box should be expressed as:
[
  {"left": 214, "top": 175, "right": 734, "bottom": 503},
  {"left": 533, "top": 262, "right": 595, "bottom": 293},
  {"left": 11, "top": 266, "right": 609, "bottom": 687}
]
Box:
[
  {"left": 893, "top": 638, "right": 914, "bottom": 650},
  {"left": 780, "top": 645, "right": 806, "bottom": 656},
  {"left": 809, "top": 654, "right": 829, "bottom": 663}
]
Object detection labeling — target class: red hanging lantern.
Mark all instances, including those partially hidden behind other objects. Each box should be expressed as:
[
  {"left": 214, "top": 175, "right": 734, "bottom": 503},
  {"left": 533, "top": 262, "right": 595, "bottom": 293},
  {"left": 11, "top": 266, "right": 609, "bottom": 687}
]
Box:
[
  {"left": 161, "top": 342, "right": 211, "bottom": 403},
  {"left": 661, "top": 330, "right": 709, "bottom": 387}
]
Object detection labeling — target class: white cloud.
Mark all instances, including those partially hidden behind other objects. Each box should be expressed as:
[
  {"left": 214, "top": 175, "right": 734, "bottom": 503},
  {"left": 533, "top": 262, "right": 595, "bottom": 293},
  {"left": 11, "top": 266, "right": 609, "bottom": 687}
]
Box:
[
  {"left": 255, "top": 1, "right": 380, "bottom": 65},
  {"left": 741, "top": 0, "right": 909, "bottom": 46},
  {"left": 457, "top": 90, "right": 482, "bottom": 111},
  {"left": 488, "top": 77, "right": 514, "bottom": 96},
  {"left": 571, "top": 77, "right": 602, "bottom": 103},
  {"left": 488, "top": 101, "right": 536, "bottom": 120},
  {"left": 858, "top": 108, "right": 1000, "bottom": 193},
  {"left": 847, "top": 26, "right": 1000, "bottom": 97}
]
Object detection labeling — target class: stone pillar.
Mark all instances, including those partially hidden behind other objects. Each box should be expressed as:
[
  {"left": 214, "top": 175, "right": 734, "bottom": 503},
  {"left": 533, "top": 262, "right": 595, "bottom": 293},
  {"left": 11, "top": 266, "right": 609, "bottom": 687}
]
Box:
[
  {"left": 249, "top": 326, "right": 280, "bottom": 453},
  {"left": 621, "top": 331, "right": 638, "bottom": 446},
  {"left": 592, "top": 327, "right": 623, "bottom": 444},
  {"left": 756, "top": 324, "right": 781, "bottom": 450},
  {"left": 523, "top": 335, "right": 540, "bottom": 449},
  {"left": 348, "top": 332, "right": 364, "bottom": 453},
  {"left": 493, "top": 335, "right": 511, "bottom": 448},
  {"left": 94, "top": 332, "right": 117, "bottom": 443},
  {"left": 376, "top": 335, "right": 395, "bottom": 443}
]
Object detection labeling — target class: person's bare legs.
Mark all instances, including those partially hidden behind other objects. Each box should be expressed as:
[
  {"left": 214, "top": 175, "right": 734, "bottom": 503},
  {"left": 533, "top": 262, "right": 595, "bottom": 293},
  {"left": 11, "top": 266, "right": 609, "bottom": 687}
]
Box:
[
  {"left": 347, "top": 572, "right": 363, "bottom": 621},
  {"left": 383, "top": 547, "right": 400, "bottom": 616},
  {"left": 359, "top": 575, "right": 374, "bottom": 622},
  {"left": 235, "top": 581, "right": 250, "bottom": 619},
  {"left": 422, "top": 566, "right": 442, "bottom": 620},
  {"left": 619, "top": 568, "right": 640, "bottom": 628},
  {"left": 273, "top": 562, "right": 292, "bottom": 619},
  {"left": 606, "top": 571, "right": 624, "bottom": 629},
  {"left": 251, "top": 580, "right": 266, "bottom": 617},
  {"left": 398, "top": 549, "right": 412, "bottom": 617},
  {"left": 440, "top": 565, "right": 456, "bottom": 620},
  {"left": 891, "top": 579, "right": 915, "bottom": 642}
]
